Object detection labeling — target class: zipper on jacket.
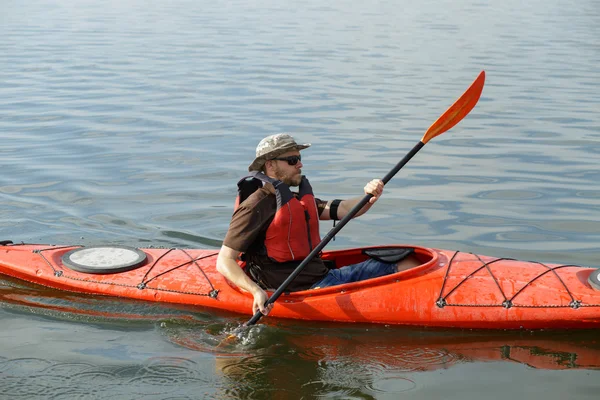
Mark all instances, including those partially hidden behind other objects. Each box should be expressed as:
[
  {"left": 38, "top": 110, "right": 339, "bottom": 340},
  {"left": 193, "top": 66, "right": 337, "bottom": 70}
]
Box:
[{"left": 304, "top": 210, "right": 313, "bottom": 251}]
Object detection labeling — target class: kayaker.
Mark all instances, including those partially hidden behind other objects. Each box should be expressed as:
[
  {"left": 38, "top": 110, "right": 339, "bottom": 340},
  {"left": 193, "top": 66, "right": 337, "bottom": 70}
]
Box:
[{"left": 216, "top": 133, "right": 421, "bottom": 315}]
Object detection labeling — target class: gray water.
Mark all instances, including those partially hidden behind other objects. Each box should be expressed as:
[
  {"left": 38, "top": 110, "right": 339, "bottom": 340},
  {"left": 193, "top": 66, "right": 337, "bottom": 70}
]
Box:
[{"left": 1, "top": 0, "right": 599, "bottom": 398}]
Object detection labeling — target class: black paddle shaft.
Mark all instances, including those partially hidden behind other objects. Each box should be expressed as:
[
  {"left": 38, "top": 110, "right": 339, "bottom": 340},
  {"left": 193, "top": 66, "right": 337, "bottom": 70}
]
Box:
[{"left": 245, "top": 141, "right": 426, "bottom": 326}]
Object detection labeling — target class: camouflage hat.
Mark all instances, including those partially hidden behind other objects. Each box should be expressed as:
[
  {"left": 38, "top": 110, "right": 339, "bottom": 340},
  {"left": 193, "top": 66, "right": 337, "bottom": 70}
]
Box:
[{"left": 248, "top": 133, "right": 311, "bottom": 171}]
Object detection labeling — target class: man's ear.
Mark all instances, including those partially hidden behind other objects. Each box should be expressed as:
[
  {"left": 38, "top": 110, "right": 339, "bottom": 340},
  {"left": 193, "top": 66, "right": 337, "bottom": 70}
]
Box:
[{"left": 263, "top": 160, "right": 272, "bottom": 172}]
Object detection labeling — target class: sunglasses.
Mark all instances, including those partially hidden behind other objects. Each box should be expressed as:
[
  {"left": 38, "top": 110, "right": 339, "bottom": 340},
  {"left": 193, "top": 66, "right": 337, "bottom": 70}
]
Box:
[{"left": 270, "top": 155, "right": 302, "bottom": 166}]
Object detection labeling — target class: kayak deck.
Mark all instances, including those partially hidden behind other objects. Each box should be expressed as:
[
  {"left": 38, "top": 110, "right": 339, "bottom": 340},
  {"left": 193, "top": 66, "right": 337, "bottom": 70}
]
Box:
[{"left": 0, "top": 242, "right": 599, "bottom": 329}]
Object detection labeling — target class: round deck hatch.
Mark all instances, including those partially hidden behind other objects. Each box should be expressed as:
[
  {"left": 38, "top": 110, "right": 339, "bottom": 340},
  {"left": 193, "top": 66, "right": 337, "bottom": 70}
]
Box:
[
  {"left": 62, "top": 246, "right": 147, "bottom": 274},
  {"left": 589, "top": 269, "right": 600, "bottom": 291}
]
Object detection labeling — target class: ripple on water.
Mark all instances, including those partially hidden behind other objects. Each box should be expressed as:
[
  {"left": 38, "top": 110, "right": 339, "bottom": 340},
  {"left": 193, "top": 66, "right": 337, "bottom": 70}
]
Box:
[
  {"left": 69, "top": 369, "right": 119, "bottom": 385},
  {"left": 397, "top": 347, "right": 462, "bottom": 369},
  {"left": 125, "top": 375, "right": 189, "bottom": 397},
  {"left": 2, "top": 378, "right": 61, "bottom": 398},
  {"left": 41, "top": 362, "right": 96, "bottom": 376},
  {"left": 127, "top": 357, "right": 213, "bottom": 393},
  {"left": 298, "top": 357, "right": 387, "bottom": 398},
  {"left": 0, "top": 357, "right": 52, "bottom": 374},
  {"left": 366, "top": 375, "right": 417, "bottom": 394},
  {"left": 0, "top": 359, "right": 75, "bottom": 398},
  {"left": 352, "top": 345, "right": 463, "bottom": 374},
  {"left": 473, "top": 189, "right": 545, "bottom": 200},
  {"left": 0, "top": 356, "right": 216, "bottom": 399},
  {"left": 575, "top": 190, "right": 600, "bottom": 199},
  {"left": 495, "top": 231, "right": 566, "bottom": 242},
  {"left": 217, "top": 354, "right": 274, "bottom": 376}
]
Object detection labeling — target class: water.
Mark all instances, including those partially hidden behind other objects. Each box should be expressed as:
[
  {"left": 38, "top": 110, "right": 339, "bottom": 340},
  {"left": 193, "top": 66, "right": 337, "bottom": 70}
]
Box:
[{"left": 1, "top": 0, "right": 599, "bottom": 398}]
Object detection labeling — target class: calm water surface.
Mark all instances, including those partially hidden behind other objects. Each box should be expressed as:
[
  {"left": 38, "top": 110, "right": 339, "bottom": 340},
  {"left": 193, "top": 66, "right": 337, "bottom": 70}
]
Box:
[{"left": 1, "top": 0, "right": 599, "bottom": 398}]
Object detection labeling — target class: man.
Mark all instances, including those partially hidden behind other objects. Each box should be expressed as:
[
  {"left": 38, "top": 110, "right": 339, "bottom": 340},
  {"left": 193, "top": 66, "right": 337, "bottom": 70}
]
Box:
[{"left": 217, "top": 133, "right": 420, "bottom": 316}]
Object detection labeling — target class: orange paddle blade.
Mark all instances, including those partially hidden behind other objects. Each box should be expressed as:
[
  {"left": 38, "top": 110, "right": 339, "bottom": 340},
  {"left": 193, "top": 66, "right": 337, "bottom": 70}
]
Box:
[
  {"left": 216, "top": 334, "right": 238, "bottom": 348},
  {"left": 421, "top": 71, "right": 485, "bottom": 144}
]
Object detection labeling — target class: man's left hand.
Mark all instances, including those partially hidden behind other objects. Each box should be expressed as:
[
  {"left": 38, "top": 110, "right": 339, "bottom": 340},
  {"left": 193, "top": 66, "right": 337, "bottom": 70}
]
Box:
[{"left": 364, "top": 179, "right": 384, "bottom": 204}]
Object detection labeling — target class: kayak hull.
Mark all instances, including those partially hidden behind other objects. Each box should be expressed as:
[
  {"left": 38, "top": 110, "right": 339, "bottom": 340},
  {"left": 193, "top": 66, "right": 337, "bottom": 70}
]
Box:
[{"left": 0, "top": 243, "right": 599, "bottom": 329}]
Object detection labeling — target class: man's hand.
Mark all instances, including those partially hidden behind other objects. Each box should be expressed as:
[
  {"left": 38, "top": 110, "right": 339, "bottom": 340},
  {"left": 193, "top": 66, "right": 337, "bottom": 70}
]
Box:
[
  {"left": 251, "top": 288, "right": 273, "bottom": 316},
  {"left": 364, "top": 179, "right": 384, "bottom": 204},
  {"left": 216, "top": 245, "right": 273, "bottom": 315}
]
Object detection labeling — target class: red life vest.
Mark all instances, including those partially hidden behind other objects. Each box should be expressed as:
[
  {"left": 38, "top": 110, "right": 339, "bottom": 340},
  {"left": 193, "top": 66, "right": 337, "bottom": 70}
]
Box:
[{"left": 235, "top": 171, "right": 321, "bottom": 262}]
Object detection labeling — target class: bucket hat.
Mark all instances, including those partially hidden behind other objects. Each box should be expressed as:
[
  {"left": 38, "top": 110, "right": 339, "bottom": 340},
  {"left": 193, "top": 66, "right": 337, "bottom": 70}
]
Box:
[{"left": 248, "top": 133, "right": 310, "bottom": 171}]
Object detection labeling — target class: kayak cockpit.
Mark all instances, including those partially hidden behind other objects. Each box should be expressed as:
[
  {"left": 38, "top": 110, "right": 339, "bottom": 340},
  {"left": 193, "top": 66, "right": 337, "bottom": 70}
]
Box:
[
  {"left": 295, "top": 245, "right": 440, "bottom": 295},
  {"left": 324, "top": 245, "right": 436, "bottom": 272},
  {"left": 234, "top": 245, "right": 439, "bottom": 296}
]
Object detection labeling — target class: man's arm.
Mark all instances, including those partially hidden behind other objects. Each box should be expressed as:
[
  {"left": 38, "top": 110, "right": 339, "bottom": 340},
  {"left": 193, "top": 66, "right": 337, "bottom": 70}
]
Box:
[
  {"left": 320, "top": 179, "right": 384, "bottom": 220},
  {"left": 216, "top": 245, "right": 272, "bottom": 315}
]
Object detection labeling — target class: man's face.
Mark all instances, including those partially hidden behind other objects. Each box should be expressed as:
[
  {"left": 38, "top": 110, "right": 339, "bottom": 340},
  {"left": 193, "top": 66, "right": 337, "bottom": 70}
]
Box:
[{"left": 266, "top": 150, "right": 303, "bottom": 186}]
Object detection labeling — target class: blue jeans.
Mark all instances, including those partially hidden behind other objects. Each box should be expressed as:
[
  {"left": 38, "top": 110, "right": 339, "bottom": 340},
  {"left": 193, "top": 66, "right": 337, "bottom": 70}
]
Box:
[{"left": 310, "top": 258, "right": 397, "bottom": 289}]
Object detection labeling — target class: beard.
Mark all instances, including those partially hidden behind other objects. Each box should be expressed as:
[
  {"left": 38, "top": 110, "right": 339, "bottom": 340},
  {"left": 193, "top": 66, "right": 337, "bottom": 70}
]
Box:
[{"left": 273, "top": 164, "right": 302, "bottom": 186}]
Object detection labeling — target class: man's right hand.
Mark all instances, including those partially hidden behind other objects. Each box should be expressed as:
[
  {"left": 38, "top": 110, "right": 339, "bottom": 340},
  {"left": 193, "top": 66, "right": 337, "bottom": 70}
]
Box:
[
  {"left": 217, "top": 245, "right": 274, "bottom": 315},
  {"left": 251, "top": 288, "right": 273, "bottom": 315}
]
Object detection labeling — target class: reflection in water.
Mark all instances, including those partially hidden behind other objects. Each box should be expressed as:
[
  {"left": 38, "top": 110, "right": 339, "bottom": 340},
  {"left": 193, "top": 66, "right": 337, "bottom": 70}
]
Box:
[
  {"left": 1, "top": 276, "right": 600, "bottom": 398},
  {"left": 167, "top": 321, "right": 600, "bottom": 398},
  {"left": 0, "top": 276, "right": 205, "bottom": 326}
]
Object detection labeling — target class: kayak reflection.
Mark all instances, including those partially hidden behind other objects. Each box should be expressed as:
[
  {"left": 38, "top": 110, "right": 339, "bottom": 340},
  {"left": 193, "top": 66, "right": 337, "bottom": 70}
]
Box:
[
  {"left": 202, "top": 325, "right": 600, "bottom": 397},
  {"left": 2, "top": 274, "right": 600, "bottom": 373}
]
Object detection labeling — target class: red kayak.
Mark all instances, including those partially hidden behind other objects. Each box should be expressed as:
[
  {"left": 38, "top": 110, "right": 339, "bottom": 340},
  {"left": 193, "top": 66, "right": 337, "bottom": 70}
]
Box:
[{"left": 0, "top": 242, "right": 599, "bottom": 329}]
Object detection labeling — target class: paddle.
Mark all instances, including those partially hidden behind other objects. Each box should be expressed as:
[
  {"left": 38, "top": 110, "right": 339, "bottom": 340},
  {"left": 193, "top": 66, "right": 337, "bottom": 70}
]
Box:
[{"left": 245, "top": 70, "right": 486, "bottom": 327}]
